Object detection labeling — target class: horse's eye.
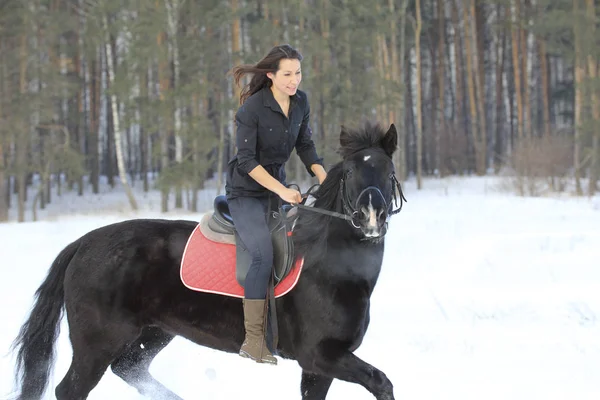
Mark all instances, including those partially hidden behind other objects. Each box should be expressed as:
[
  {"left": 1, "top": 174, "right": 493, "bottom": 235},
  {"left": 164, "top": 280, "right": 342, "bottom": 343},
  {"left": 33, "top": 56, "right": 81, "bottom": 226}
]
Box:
[{"left": 346, "top": 169, "right": 353, "bottom": 178}]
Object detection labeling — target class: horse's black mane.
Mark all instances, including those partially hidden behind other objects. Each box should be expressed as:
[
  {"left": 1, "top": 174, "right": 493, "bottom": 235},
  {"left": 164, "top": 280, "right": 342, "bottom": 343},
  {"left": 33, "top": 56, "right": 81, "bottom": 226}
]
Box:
[
  {"left": 339, "top": 121, "right": 392, "bottom": 158},
  {"left": 292, "top": 162, "right": 344, "bottom": 257},
  {"left": 292, "top": 122, "right": 392, "bottom": 259}
]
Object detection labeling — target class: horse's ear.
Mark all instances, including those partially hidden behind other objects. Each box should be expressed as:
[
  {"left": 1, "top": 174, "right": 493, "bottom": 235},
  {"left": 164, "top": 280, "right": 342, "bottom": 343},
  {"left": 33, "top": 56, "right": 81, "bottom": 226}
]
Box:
[
  {"left": 382, "top": 123, "right": 398, "bottom": 157},
  {"left": 339, "top": 125, "right": 351, "bottom": 151}
]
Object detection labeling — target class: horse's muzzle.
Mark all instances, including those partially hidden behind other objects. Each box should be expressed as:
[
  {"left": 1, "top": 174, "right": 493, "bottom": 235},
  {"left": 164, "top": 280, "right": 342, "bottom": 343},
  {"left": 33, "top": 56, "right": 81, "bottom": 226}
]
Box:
[{"left": 355, "top": 193, "right": 388, "bottom": 240}]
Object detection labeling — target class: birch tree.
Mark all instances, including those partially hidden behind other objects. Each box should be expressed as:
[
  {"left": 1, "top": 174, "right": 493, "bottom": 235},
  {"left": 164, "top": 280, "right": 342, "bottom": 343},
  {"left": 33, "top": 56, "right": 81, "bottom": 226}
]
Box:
[
  {"left": 415, "top": 0, "right": 423, "bottom": 189},
  {"left": 16, "top": 28, "right": 29, "bottom": 222},
  {"left": 585, "top": 0, "right": 598, "bottom": 194},
  {"left": 165, "top": 0, "right": 184, "bottom": 208},
  {"left": 397, "top": 0, "right": 409, "bottom": 181},
  {"left": 463, "top": 0, "right": 480, "bottom": 174},
  {"left": 510, "top": 0, "right": 525, "bottom": 140},
  {"left": 0, "top": 143, "right": 6, "bottom": 221},
  {"left": 103, "top": 14, "right": 138, "bottom": 210},
  {"left": 573, "top": 0, "right": 584, "bottom": 195},
  {"left": 0, "top": 37, "right": 6, "bottom": 221}
]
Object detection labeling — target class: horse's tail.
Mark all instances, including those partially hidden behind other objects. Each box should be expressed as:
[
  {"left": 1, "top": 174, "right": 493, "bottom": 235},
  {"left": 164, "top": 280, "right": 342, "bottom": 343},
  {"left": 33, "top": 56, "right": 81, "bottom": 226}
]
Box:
[{"left": 11, "top": 239, "right": 80, "bottom": 400}]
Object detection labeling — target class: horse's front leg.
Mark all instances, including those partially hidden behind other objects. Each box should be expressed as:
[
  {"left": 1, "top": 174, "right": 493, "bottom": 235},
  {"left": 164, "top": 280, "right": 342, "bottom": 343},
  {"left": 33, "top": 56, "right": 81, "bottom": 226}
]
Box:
[
  {"left": 299, "top": 340, "right": 394, "bottom": 400},
  {"left": 300, "top": 370, "right": 334, "bottom": 399}
]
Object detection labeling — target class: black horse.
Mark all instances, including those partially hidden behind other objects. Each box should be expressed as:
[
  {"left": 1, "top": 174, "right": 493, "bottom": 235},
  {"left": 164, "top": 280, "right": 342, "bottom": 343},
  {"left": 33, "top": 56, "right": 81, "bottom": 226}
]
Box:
[{"left": 11, "top": 122, "right": 406, "bottom": 400}]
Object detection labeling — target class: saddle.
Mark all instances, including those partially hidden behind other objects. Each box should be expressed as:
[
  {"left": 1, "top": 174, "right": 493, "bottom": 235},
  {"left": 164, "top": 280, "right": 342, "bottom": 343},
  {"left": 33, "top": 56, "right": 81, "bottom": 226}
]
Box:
[{"left": 199, "top": 195, "right": 297, "bottom": 286}]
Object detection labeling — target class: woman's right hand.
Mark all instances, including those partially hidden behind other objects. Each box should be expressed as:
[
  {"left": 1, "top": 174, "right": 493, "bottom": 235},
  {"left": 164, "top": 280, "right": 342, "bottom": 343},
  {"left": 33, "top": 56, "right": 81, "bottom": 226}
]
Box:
[{"left": 278, "top": 187, "right": 302, "bottom": 204}]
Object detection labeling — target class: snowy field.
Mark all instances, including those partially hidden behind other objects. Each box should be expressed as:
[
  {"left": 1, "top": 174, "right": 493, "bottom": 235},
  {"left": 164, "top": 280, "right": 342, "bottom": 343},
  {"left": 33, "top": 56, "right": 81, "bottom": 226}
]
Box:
[{"left": 1, "top": 176, "right": 599, "bottom": 399}]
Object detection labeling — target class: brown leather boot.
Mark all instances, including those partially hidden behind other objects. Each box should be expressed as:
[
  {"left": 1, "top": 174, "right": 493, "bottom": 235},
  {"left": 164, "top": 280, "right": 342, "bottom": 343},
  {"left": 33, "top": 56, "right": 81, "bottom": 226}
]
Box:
[{"left": 239, "top": 299, "right": 277, "bottom": 365}]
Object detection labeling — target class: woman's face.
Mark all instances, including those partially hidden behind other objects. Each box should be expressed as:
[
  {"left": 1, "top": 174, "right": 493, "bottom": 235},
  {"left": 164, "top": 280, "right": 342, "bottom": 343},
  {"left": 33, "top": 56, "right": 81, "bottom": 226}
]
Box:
[{"left": 268, "top": 58, "right": 302, "bottom": 97}]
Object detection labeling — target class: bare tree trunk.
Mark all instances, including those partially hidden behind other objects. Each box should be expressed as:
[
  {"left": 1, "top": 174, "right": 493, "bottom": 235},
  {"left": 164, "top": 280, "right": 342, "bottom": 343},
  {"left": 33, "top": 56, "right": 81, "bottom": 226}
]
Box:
[
  {"left": 506, "top": 50, "right": 515, "bottom": 155},
  {"left": 463, "top": 0, "right": 481, "bottom": 175},
  {"left": 510, "top": 0, "right": 524, "bottom": 140},
  {"left": 538, "top": 39, "right": 551, "bottom": 137},
  {"left": 34, "top": 17, "right": 46, "bottom": 210},
  {"left": 415, "top": 0, "right": 423, "bottom": 189},
  {"left": 405, "top": 49, "right": 416, "bottom": 175},
  {"left": 1, "top": 37, "right": 11, "bottom": 214},
  {"left": 294, "top": 7, "right": 306, "bottom": 183},
  {"left": 226, "top": 0, "right": 242, "bottom": 184},
  {"left": 103, "top": 15, "right": 138, "bottom": 210},
  {"left": 397, "top": 0, "right": 409, "bottom": 181},
  {"left": 495, "top": 4, "right": 506, "bottom": 171},
  {"left": 573, "top": 0, "right": 584, "bottom": 195},
  {"left": 191, "top": 118, "right": 199, "bottom": 211},
  {"left": 388, "top": 0, "right": 399, "bottom": 129},
  {"left": 166, "top": 0, "right": 183, "bottom": 208},
  {"left": 473, "top": 0, "right": 487, "bottom": 174},
  {"left": 0, "top": 143, "right": 6, "bottom": 221},
  {"left": 375, "top": 0, "right": 391, "bottom": 127},
  {"left": 0, "top": 38, "right": 7, "bottom": 221},
  {"left": 140, "top": 63, "right": 149, "bottom": 192},
  {"left": 436, "top": 0, "right": 446, "bottom": 177},
  {"left": 90, "top": 48, "right": 100, "bottom": 194},
  {"left": 319, "top": 1, "right": 331, "bottom": 152},
  {"left": 190, "top": 93, "right": 201, "bottom": 212},
  {"left": 341, "top": 0, "right": 352, "bottom": 120},
  {"left": 521, "top": 0, "right": 532, "bottom": 138},
  {"left": 105, "top": 45, "right": 115, "bottom": 189},
  {"left": 451, "top": 1, "right": 466, "bottom": 140},
  {"left": 586, "top": 0, "right": 598, "bottom": 194},
  {"left": 157, "top": 26, "right": 170, "bottom": 212},
  {"left": 75, "top": 7, "right": 84, "bottom": 196},
  {"left": 216, "top": 93, "right": 226, "bottom": 194},
  {"left": 231, "top": 1, "right": 241, "bottom": 95},
  {"left": 376, "top": 35, "right": 386, "bottom": 123},
  {"left": 17, "top": 33, "right": 28, "bottom": 222}
]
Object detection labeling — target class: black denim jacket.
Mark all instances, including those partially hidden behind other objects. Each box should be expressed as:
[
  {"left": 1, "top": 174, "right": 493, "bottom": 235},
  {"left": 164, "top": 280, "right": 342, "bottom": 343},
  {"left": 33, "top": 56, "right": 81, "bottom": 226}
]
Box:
[{"left": 225, "top": 87, "right": 323, "bottom": 199}]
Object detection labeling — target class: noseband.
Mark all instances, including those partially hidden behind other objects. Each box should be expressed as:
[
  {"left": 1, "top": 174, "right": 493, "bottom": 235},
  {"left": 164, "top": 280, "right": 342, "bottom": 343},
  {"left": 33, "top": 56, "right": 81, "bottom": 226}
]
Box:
[{"left": 292, "top": 173, "right": 407, "bottom": 235}]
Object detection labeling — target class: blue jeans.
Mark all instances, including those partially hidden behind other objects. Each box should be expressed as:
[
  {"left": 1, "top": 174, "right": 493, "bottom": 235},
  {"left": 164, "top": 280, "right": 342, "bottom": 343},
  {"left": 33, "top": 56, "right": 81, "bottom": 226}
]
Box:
[{"left": 227, "top": 196, "right": 273, "bottom": 299}]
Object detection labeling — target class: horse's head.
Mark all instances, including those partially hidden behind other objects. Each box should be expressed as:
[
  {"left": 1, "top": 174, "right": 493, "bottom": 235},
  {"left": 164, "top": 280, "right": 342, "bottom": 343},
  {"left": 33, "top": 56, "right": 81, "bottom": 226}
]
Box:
[{"left": 336, "top": 122, "right": 405, "bottom": 240}]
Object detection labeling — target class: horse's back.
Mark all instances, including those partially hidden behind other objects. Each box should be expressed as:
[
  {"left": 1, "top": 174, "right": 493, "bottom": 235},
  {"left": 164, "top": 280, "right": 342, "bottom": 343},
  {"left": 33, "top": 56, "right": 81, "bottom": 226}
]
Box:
[
  {"left": 77, "top": 218, "right": 198, "bottom": 259},
  {"left": 63, "top": 218, "right": 199, "bottom": 315}
]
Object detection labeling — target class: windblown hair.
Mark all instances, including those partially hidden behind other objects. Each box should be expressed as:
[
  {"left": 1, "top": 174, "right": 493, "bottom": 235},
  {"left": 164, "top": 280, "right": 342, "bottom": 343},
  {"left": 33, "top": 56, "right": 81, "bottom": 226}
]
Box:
[{"left": 230, "top": 44, "right": 303, "bottom": 105}]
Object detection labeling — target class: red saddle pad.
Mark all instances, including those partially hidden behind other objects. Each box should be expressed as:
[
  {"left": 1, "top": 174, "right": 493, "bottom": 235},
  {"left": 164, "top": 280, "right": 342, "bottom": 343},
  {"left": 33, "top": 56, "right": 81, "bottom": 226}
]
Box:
[{"left": 180, "top": 220, "right": 303, "bottom": 298}]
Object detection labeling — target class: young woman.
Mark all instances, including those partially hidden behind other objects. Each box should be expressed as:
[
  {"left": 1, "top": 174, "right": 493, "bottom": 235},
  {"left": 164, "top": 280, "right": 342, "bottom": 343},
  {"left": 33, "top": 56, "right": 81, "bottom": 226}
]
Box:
[{"left": 226, "top": 44, "right": 327, "bottom": 365}]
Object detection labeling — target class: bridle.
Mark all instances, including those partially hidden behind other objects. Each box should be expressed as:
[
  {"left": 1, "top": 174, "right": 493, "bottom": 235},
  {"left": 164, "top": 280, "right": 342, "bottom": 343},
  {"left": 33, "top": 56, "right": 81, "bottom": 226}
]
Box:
[
  {"left": 339, "top": 172, "right": 406, "bottom": 229},
  {"left": 289, "top": 173, "right": 407, "bottom": 232}
]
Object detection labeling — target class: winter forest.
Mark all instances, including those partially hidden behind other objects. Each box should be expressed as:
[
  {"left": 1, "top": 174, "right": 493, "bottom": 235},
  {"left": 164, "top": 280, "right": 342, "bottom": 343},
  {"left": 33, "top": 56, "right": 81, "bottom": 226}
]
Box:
[{"left": 0, "top": 0, "right": 599, "bottom": 223}]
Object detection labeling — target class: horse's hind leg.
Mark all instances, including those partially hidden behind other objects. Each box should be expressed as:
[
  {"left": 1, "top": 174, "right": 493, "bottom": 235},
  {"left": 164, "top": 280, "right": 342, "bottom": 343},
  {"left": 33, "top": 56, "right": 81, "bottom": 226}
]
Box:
[
  {"left": 110, "top": 326, "right": 182, "bottom": 400},
  {"left": 299, "top": 340, "right": 394, "bottom": 400},
  {"left": 55, "top": 314, "right": 140, "bottom": 400},
  {"left": 300, "top": 370, "right": 333, "bottom": 400}
]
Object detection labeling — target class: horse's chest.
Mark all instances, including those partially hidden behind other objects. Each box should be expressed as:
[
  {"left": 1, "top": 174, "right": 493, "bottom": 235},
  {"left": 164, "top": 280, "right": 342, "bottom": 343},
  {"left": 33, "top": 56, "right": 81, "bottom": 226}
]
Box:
[
  {"left": 327, "top": 246, "right": 384, "bottom": 282},
  {"left": 295, "top": 271, "right": 372, "bottom": 337},
  {"left": 286, "top": 245, "right": 383, "bottom": 349}
]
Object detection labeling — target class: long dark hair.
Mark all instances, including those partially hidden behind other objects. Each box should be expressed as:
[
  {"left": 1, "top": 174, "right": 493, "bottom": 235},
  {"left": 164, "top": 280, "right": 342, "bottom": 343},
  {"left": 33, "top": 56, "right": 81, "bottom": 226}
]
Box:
[{"left": 231, "top": 44, "right": 303, "bottom": 105}]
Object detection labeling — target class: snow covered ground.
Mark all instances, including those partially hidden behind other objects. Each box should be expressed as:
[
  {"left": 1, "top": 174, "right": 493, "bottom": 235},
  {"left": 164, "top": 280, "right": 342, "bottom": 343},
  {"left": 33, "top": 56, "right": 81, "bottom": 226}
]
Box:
[{"left": 1, "top": 176, "right": 599, "bottom": 399}]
